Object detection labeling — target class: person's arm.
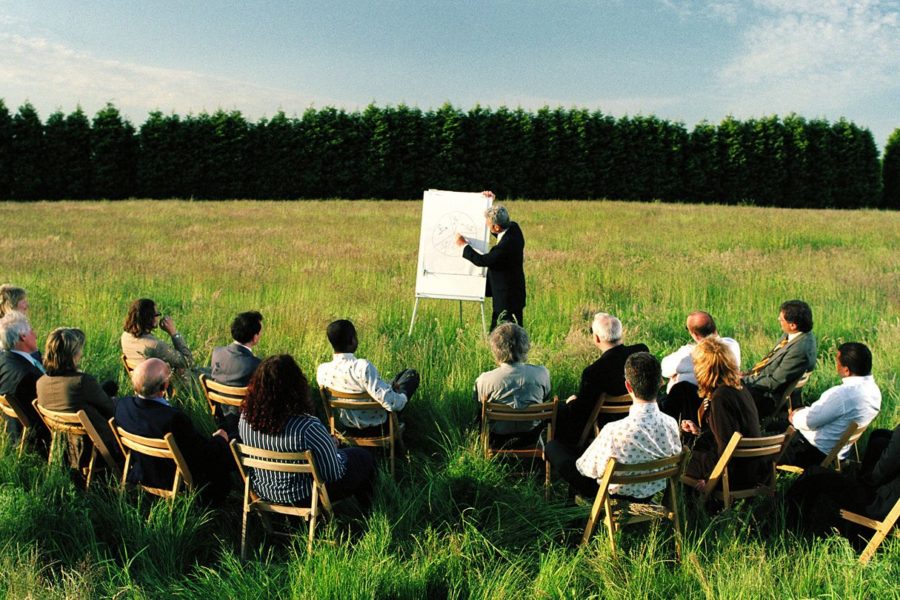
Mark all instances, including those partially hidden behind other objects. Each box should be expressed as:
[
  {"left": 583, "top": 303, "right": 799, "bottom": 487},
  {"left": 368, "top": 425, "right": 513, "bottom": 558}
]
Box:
[
  {"left": 708, "top": 390, "right": 740, "bottom": 456},
  {"left": 743, "top": 337, "right": 812, "bottom": 393},
  {"left": 576, "top": 430, "right": 613, "bottom": 480},
  {"left": 157, "top": 316, "right": 193, "bottom": 368},
  {"left": 574, "top": 363, "right": 600, "bottom": 408},
  {"left": 305, "top": 419, "right": 347, "bottom": 483},
  {"left": 358, "top": 360, "right": 408, "bottom": 412},
  {"left": 790, "top": 387, "right": 842, "bottom": 431},
  {"left": 461, "top": 223, "right": 521, "bottom": 270},
  {"left": 80, "top": 373, "right": 115, "bottom": 418},
  {"left": 661, "top": 345, "right": 691, "bottom": 380}
]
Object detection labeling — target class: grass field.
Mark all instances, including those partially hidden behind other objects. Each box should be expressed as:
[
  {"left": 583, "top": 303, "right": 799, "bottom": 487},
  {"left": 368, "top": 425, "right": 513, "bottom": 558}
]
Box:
[{"left": 1, "top": 199, "right": 898, "bottom": 598}]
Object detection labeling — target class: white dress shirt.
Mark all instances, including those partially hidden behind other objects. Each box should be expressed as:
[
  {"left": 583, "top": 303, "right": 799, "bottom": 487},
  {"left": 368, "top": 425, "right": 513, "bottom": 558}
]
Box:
[
  {"left": 791, "top": 375, "right": 881, "bottom": 458},
  {"left": 316, "top": 353, "right": 407, "bottom": 429},
  {"left": 576, "top": 401, "right": 682, "bottom": 498},
  {"left": 660, "top": 336, "right": 740, "bottom": 393}
]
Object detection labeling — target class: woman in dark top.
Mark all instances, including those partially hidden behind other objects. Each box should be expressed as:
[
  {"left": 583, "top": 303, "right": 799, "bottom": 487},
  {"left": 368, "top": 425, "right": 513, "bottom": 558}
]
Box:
[
  {"left": 682, "top": 336, "right": 765, "bottom": 490},
  {"left": 36, "top": 327, "right": 118, "bottom": 469},
  {"left": 238, "top": 355, "right": 376, "bottom": 509}
]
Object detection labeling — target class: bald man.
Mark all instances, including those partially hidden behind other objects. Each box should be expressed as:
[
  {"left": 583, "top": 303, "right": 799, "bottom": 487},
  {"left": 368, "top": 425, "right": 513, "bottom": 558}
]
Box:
[
  {"left": 114, "top": 358, "right": 233, "bottom": 505},
  {"left": 659, "top": 311, "right": 740, "bottom": 421}
]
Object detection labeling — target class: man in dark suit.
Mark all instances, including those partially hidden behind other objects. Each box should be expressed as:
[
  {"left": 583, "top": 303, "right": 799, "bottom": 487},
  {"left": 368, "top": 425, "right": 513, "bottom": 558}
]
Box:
[
  {"left": 115, "top": 358, "right": 233, "bottom": 505},
  {"left": 0, "top": 311, "right": 49, "bottom": 450},
  {"left": 210, "top": 311, "right": 263, "bottom": 387},
  {"left": 743, "top": 299, "right": 817, "bottom": 417},
  {"left": 555, "top": 312, "right": 649, "bottom": 446},
  {"left": 456, "top": 191, "right": 526, "bottom": 330}
]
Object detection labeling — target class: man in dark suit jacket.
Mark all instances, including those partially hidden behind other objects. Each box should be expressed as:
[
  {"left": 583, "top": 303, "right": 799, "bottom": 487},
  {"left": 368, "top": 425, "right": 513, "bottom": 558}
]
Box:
[
  {"left": 0, "top": 311, "right": 49, "bottom": 450},
  {"left": 210, "top": 311, "right": 263, "bottom": 387},
  {"left": 456, "top": 192, "right": 526, "bottom": 330},
  {"left": 555, "top": 312, "right": 649, "bottom": 446},
  {"left": 743, "top": 299, "right": 817, "bottom": 417},
  {"left": 115, "top": 358, "right": 232, "bottom": 505}
]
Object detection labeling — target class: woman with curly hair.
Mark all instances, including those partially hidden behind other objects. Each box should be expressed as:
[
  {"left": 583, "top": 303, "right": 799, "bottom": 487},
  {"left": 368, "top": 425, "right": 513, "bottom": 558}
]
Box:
[
  {"left": 238, "top": 354, "right": 376, "bottom": 509},
  {"left": 682, "top": 336, "right": 766, "bottom": 490}
]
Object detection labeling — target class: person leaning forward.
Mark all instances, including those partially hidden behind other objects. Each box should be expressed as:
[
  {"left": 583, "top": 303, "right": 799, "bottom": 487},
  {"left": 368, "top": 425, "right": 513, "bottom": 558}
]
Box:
[{"left": 455, "top": 191, "right": 526, "bottom": 330}]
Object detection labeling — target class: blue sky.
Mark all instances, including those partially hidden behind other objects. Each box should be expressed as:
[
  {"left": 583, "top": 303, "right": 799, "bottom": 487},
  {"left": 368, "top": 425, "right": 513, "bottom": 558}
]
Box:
[{"left": 1, "top": 1, "right": 898, "bottom": 147}]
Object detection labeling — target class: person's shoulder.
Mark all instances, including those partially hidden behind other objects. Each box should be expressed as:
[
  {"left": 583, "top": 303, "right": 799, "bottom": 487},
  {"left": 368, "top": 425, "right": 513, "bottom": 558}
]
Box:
[{"left": 628, "top": 343, "right": 650, "bottom": 354}]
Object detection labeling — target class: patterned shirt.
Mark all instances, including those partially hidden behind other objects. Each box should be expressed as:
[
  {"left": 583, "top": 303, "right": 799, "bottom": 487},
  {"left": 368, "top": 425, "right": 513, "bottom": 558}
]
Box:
[
  {"left": 317, "top": 353, "right": 407, "bottom": 429},
  {"left": 576, "top": 400, "right": 682, "bottom": 498},
  {"left": 238, "top": 413, "right": 347, "bottom": 504}
]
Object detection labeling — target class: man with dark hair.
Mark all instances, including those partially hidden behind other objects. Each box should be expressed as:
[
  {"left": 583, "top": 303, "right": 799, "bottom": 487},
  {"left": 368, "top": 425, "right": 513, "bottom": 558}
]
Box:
[
  {"left": 455, "top": 191, "right": 526, "bottom": 330},
  {"left": 317, "top": 319, "right": 419, "bottom": 435},
  {"left": 211, "top": 311, "right": 263, "bottom": 387},
  {"left": 743, "top": 299, "right": 817, "bottom": 416},
  {"left": 544, "top": 352, "right": 681, "bottom": 500},
  {"left": 778, "top": 342, "right": 881, "bottom": 468},
  {"left": 660, "top": 311, "right": 740, "bottom": 421},
  {"left": 114, "top": 358, "right": 233, "bottom": 505}
]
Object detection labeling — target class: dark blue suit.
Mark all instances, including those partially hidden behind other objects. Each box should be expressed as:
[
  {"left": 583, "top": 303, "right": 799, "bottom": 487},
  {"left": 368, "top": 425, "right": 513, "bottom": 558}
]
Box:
[
  {"left": 0, "top": 350, "right": 48, "bottom": 448},
  {"left": 462, "top": 221, "right": 526, "bottom": 329}
]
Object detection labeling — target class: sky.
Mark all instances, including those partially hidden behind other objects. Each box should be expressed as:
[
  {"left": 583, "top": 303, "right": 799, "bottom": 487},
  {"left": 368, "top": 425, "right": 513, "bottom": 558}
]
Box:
[{"left": 1, "top": 0, "right": 898, "bottom": 148}]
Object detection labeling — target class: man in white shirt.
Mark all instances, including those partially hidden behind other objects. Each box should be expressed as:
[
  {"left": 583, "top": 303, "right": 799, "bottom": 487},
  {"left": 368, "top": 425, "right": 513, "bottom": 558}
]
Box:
[
  {"left": 660, "top": 311, "right": 740, "bottom": 421},
  {"left": 544, "top": 352, "right": 682, "bottom": 500},
  {"left": 778, "top": 342, "right": 881, "bottom": 468},
  {"left": 317, "top": 319, "right": 419, "bottom": 434}
]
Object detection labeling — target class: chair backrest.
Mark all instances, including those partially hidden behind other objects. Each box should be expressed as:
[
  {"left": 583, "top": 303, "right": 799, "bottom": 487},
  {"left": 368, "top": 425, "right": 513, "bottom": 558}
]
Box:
[
  {"left": 229, "top": 441, "right": 333, "bottom": 514},
  {"left": 578, "top": 392, "right": 632, "bottom": 446},
  {"left": 318, "top": 386, "right": 386, "bottom": 430},
  {"left": 602, "top": 453, "right": 685, "bottom": 488},
  {"left": 109, "top": 417, "right": 194, "bottom": 496},
  {"left": 480, "top": 396, "right": 559, "bottom": 456},
  {"left": 121, "top": 353, "right": 138, "bottom": 376},
  {"left": 32, "top": 399, "right": 86, "bottom": 434},
  {"left": 199, "top": 373, "right": 248, "bottom": 416},
  {"left": 774, "top": 371, "right": 812, "bottom": 414},
  {"left": 703, "top": 431, "right": 789, "bottom": 502},
  {"left": 820, "top": 421, "right": 866, "bottom": 471},
  {"left": 0, "top": 393, "right": 33, "bottom": 427}
]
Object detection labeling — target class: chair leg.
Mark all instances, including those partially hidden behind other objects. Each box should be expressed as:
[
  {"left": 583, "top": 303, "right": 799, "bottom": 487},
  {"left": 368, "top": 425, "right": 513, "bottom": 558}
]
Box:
[
  {"left": 85, "top": 448, "right": 97, "bottom": 489},
  {"left": 240, "top": 509, "right": 249, "bottom": 560},
  {"left": 46, "top": 431, "right": 58, "bottom": 465},
  {"left": 859, "top": 529, "right": 888, "bottom": 565},
  {"left": 17, "top": 425, "right": 29, "bottom": 456},
  {"left": 669, "top": 482, "right": 683, "bottom": 561},
  {"left": 603, "top": 498, "right": 617, "bottom": 558},
  {"left": 581, "top": 491, "right": 605, "bottom": 546},
  {"left": 307, "top": 514, "right": 316, "bottom": 554}
]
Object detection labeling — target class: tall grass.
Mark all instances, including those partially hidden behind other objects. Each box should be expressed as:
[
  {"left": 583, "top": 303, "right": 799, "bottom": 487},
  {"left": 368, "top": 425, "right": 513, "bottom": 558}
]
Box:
[{"left": 0, "top": 199, "right": 897, "bottom": 597}]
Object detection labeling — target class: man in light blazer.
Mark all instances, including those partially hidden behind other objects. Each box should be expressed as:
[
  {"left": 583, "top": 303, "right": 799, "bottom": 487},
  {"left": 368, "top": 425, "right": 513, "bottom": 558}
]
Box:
[
  {"left": 743, "top": 299, "right": 817, "bottom": 417},
  {"left": 210, "top": 311, "right": 263, "bottom": 435},
  {"left": 456, "top": 191, "right": 526, "bottom": 330}
]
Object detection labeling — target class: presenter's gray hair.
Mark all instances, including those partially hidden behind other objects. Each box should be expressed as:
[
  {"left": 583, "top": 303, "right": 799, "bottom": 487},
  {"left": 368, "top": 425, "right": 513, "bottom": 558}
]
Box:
[
  {"left": 489, "top": 322, "right": 530, "bottom": 364},
  {"left": 591, "top": 312, "right": 622, "bottom": 344},
  {"left": 484, "top": 205, "right": 510, "bottom": 229},
  {"left": 0, "top": 311, "right": 31, "bottom": 350}
]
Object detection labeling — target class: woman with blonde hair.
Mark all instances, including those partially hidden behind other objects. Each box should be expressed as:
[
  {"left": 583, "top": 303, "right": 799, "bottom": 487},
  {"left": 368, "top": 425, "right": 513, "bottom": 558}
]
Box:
[
  {"left": 0, "top": 284, "right": 29, "bottom": 317},
  {"left": 36, "top": 327, "right": 118, "bottom": 471},
  {"left": 682, "top": 336, "right": 765, "bottom": 490}
]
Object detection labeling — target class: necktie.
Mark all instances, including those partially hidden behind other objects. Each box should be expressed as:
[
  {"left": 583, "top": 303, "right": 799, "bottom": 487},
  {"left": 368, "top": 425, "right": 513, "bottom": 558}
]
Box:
[{"left": 749, "top": 336, "right": 790, "bottom": 375}]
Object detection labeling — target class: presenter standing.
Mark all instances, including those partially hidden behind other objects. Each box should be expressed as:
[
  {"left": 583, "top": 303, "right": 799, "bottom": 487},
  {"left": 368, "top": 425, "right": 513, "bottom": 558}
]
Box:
[{"left": 456, "top": 191, "right": 526, "bottom": 330}]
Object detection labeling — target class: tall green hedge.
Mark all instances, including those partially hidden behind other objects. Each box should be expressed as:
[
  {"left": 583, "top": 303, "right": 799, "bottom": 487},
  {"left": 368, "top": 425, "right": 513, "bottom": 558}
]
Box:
[{"left": 0, "top": 100, "right": 889, "bottom": 208}]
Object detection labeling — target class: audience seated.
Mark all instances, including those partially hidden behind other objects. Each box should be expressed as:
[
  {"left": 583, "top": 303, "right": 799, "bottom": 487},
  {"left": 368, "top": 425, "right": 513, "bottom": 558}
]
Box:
[
  {"left": 474, "top": 322, "right": 551, "bottom": 447},
  {"left": 0, "top": 284, "right": 41, "bottom": 362},
  {"left": 555, "top": 312, "right": 648, "bottom": 446},
  {"left": 682, "top": 337, "right": 766, "bottom": 491},
  {"left": 316, "top": 319, "right": 419, "bottom": 437},
  {"left": 0, "top": 311, "right": 49, "bottom": 450},
  {"left": 660, "top": 311, "right": 740, "bottom": 422},
  {"left": 777, "top": 342, "right": 881, "bottom": 468},
  {"left": 239, "top": 354, "right": 376, "bottom": 509},
  {"left": 787, "top": 425, "right": 900, "bottom": 541},
  {"left": 36, "top": 328, "right": 119, "bottom": 469},
  {"left": 743, "top": 300, "right": 817, "bottom": 417},
  {"left": 121, "top": 298, "right": 193, "bottom": 371},
  {"left": 114, "top": 358, "right": 232, "bottom": 505},
  {"left": 210, "top": 311, "right": 263, "bottom": 434},
  {"left": 545, "top": 352, "right": 681, "bottom": 500}
]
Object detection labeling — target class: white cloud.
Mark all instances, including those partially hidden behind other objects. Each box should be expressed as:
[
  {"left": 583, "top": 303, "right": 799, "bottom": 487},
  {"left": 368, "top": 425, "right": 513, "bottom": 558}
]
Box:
[
  {"left": 0, "top": 31, "right": 338, "bottom": 122},
  {"left": 717, "top": 0, "right": 900, "bottom": 116}
]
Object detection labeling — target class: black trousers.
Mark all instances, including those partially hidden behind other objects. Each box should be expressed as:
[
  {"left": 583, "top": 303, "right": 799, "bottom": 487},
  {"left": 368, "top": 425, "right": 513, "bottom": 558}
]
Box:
[{"left": 490, "top": 308, "right": 523, "bottom": 331}]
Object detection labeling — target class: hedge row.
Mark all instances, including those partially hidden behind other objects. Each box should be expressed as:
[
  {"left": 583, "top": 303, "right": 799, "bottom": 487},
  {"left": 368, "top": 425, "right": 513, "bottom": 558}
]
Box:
[{"left": 1, "top": 99, "right": 896, "bottom": 208}]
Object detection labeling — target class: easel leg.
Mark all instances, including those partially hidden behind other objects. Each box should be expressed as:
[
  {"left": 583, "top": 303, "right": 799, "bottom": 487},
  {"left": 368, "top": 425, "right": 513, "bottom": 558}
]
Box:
[
  {"left": 480, "top": 302, "right": 487, "bottom": 337},
  {"left": 459, "top": 301, "right": 464, "bottom": 325},
  {"left": 408, "top": 297, "right": 420, "bottom": 336}
]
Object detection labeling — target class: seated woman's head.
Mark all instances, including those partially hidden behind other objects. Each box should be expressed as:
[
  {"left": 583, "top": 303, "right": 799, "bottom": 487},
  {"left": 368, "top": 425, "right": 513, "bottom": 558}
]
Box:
[
  {"left": 692, "top": 336, "right": 741, "bottom": 399},
  {"left": 243, "top": 354, "right": 312, "bottom": 435},
  {"left": 489, "top": 322, "right": 530, "bottom": 365},
  {"left": 0, "top": 284, "right": 28, "bottom": 317},
  {"left": 123, "top": 298, "right": 158, "bottom": 336},
  {"left": 44, "top": 327, "right": 86, "bottom": 375}
]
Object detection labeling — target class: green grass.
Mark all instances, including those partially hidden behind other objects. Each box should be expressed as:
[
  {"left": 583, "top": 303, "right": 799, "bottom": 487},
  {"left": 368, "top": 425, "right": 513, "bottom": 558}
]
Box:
[{"left": 0, "top": 199, "right": 898, "bottom": 598}]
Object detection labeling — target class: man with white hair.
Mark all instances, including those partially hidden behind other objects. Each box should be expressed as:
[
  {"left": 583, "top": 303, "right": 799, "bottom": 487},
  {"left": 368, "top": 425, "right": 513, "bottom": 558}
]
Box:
[
  {"left": 555, "top": 312, "right": 649, "bottom": 446},
  {"left": 0, "top": 311, "right": 49, "bottom": 449},
  {"left": 114, "top": 358, "right": 233, "bottom": 505},
  {"left": 455, "top": 191, "right": 526, "bottom": 330}
]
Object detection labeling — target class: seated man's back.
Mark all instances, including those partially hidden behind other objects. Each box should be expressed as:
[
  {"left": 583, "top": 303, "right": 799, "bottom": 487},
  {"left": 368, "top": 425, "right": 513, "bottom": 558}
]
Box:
[{"left": 210, "top": 311, "right": 264, "bottom": 387}]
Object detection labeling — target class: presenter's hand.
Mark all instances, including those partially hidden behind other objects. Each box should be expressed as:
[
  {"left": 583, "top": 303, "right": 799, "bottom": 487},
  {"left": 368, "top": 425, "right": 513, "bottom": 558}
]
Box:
[
  {"left": 455, "top": 234, "right": 468, "bottom": 247},
  {"left": 482, "top": 190, "right": 495, "bottom": 201}
]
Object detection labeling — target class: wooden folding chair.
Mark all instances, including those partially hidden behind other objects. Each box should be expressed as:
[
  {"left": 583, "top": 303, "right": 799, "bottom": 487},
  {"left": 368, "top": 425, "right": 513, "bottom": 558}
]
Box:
[
  {"left": 840, "top": 498, "right": 900, "bottom": 564},
  {"left": 480, "top": 396, "right": 558, "bottom": 488},
  {"left": 230, "top": 440, "right": 333, "bottom": 557},
  {"left": 199, "top": 373, "right": 247, "bottom": 417},
  {"left": 581, "top": 452, "right": 687, "bottom": 559},
  {"left": 577, "top": 392, "right": 632, "bottom": 447},
  {"left": 32, "top": 399, "right": 118, "bottom": 487},
  {"left": 778, "top": 421, "right": 867, "bottom": 475},
  {"left": 109, "top": 417, "right": 194, "bottom": 499},
  {"left": 682, "top": 431, "right": 792, "bottom": 509},
  {"left": 319, "top": 386, "right": 403, "bottom": 477},
  {"left": 0, "top": 393, "right": 35, "bottom": 455},
  {"left": 121, "top": 353, "right": 138, "bottom": 378},
  {"left": 772, "top": 371, "right": 812, "bottom": 415}
]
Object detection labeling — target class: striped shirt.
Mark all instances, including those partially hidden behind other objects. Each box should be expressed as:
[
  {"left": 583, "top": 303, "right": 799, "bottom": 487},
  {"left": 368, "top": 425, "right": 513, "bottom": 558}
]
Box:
[{"left": 238, "top": 414, "right": 347, "bottom": 504}]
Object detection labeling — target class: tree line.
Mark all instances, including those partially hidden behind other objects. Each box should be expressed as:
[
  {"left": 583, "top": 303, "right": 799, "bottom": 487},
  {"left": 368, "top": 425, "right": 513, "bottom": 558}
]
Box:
[{"left": 1, "top": 99, "right": 897, "bottom": 208}]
